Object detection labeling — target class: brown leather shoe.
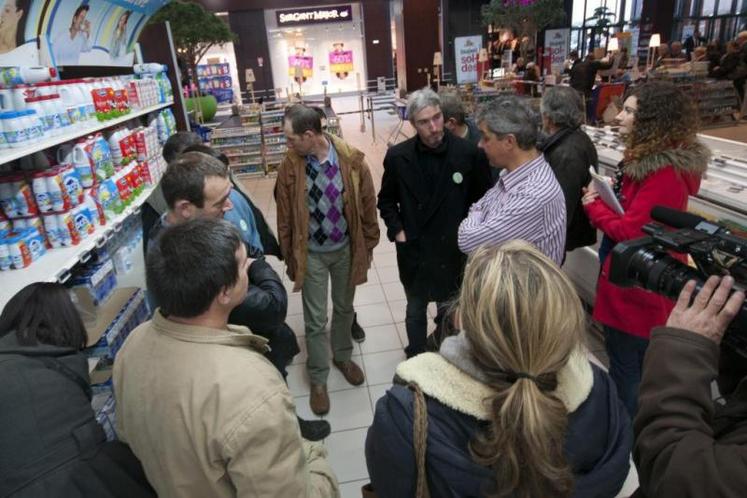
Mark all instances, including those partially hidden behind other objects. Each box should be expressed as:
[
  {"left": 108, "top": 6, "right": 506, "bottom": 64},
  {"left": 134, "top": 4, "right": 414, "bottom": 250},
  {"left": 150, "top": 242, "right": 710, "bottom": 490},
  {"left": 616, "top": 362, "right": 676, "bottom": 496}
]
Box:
[
  {"left": 310, "top": 384, "right": 330, "bottom": 415},
  {"left": 333, "top": 359, "right": 365, "bottom": 386}
]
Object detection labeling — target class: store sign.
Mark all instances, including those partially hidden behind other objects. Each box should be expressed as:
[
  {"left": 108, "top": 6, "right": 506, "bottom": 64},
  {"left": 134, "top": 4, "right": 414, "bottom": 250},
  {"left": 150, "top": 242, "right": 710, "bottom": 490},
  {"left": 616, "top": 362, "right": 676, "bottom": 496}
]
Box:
[
  {"left": 276, "top": 5, "right": 352, "bottom": 27},
  {"left": 543, "top": 28, "right": 570, "bottom": 75},
  {"left": 454, "top": 35, "right": 481, "bottom": 84}
]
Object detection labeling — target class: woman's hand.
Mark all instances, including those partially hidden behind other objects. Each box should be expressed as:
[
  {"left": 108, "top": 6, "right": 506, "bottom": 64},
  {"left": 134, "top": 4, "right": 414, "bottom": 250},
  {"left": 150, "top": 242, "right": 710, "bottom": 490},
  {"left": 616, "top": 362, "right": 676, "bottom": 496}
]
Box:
[{"left": 582, "top": 181, "right": 599, "bottom": 205}]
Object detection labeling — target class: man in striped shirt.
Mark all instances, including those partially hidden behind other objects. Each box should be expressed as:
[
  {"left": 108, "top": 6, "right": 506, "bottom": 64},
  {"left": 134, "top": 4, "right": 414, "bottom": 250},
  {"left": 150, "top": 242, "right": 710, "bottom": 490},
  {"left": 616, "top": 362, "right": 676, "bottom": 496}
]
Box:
[{"left": 457, "top": 96, "right": 566, "bottom": 265}]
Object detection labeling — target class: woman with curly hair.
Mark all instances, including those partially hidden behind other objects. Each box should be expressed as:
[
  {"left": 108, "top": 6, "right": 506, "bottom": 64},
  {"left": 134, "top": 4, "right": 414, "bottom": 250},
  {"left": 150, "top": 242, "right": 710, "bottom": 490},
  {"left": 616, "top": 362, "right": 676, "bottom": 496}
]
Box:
[
  {"left": 365, "top": 241, "right": 632, "bottom": 498},
  {"left": 582, "top": 81, "right": 709, "bottom": 418}
]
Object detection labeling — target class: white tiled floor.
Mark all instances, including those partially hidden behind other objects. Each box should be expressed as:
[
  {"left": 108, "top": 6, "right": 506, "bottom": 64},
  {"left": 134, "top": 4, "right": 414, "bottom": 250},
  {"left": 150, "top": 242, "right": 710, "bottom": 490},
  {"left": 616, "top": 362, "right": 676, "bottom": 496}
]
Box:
[{"left": 237, "top": 96, "right": 638, "bottom": 498}]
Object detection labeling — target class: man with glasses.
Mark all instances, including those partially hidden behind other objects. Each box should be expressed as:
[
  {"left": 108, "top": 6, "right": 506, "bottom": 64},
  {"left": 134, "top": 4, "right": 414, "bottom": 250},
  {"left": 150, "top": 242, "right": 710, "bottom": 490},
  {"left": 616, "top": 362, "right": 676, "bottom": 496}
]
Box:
[{"left": 378, "top": 88, "right": 491, "bottom": 358}]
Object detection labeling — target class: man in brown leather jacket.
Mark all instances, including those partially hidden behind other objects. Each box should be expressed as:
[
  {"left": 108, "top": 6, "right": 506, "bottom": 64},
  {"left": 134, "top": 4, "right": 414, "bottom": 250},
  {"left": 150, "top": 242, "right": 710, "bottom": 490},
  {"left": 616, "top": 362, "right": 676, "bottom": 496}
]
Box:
[{"left": 634, "top": 275, "right": 746, "bottom": 497}]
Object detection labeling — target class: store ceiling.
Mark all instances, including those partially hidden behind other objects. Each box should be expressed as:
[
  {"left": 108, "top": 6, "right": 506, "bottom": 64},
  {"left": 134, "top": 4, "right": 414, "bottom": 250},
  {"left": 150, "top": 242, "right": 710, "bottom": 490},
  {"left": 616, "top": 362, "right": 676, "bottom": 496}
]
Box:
[{"left": 198, "top": 0, "right": 348, "bottom": 13}]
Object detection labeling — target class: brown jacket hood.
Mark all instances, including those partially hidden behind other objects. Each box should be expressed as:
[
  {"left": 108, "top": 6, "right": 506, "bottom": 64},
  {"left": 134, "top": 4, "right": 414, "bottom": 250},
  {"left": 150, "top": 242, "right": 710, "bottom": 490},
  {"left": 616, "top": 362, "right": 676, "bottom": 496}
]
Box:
[{"left": 624, "top": 141, "right": 710, "bottom": 182}]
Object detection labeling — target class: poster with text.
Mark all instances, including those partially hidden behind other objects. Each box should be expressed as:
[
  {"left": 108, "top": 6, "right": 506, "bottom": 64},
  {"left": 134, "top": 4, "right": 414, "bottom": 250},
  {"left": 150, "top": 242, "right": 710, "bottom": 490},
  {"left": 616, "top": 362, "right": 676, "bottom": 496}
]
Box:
[
  {"left": 43, "top": 0, "right": 168, "bottom": 67},
  {"left": 454, "top": 35, "right": 481, "bottom": 84},
  {"left": 288, "top": 54, "right": 313, "bottom": 79},
  {"left": 544, "top": 28, "right": 569, "bottom": 75},
  {"left": 329, "top": 47, "right": 352, "bottom": 78}
]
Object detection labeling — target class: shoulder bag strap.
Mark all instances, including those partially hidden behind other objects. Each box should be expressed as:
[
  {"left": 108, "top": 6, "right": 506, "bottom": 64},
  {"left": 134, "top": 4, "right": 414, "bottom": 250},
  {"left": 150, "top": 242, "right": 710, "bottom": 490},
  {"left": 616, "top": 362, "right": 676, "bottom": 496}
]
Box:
[
  {"left": 36, "top": 356, "right": 93, "bottom": 401},
  {"left": 408, "top": 381, "right": 431, "bottom": 498}
]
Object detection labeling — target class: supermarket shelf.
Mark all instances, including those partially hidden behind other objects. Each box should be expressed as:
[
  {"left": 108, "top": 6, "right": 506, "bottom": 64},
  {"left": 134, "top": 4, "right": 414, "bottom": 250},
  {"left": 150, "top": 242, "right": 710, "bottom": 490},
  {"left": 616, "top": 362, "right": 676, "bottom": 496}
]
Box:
[
  {"left": 230, "top": 162, "right": 263, "bottom": 168},
  {"left": 211, "top": 142, "right": 261, "bottom": 149},
  {"left": 0, "top": 184, "right": 156, "bottom": 309},
  {"left": 0, "top": 102, "right": 173, "bottom": 166}
]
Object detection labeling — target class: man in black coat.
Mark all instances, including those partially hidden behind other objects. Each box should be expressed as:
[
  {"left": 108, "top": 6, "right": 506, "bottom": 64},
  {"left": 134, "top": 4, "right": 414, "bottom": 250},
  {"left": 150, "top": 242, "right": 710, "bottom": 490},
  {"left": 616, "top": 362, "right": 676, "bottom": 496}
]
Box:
[
  {"left": 539, "top": 86, "right": 598, "bottom": 253},
  {"left": 378, "top": 88, "right": 491, "bottom": 358}
]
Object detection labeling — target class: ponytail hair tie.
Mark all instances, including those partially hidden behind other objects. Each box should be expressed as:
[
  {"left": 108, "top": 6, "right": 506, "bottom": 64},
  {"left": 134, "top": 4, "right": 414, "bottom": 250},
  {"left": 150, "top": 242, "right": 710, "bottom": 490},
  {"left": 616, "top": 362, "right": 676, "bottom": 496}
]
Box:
[{"left": 499, "top": 370, "right": 558, "bottom": 392}]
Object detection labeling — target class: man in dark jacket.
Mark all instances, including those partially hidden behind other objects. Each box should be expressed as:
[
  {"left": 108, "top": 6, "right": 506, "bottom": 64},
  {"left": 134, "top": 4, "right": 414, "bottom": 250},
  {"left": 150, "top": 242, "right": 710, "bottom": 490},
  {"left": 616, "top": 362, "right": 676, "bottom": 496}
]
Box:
[
  {"left": 539, "top": 86, "right": 598, "bottom": 252},
  {"left": 439, "top": 91, "right": 482, "bottom": 146},
  {"left": 634, "top": 275, "right": 746, "bottom": 497},
  {"left": 146, "top": 151, "right": 329, "bottom": 441},
  {"left": 378, "top": 88, "right": 491, "bottom": 358},
  {"left": 569, "top": 53, "right": 614, "bottom": 99}
]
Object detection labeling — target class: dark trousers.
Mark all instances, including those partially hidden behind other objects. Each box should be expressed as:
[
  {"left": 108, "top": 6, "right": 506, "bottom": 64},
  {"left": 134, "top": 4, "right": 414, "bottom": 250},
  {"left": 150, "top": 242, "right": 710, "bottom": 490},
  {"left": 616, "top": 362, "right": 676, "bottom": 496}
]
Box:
[
  {"left": 604, "top": 325, "right": 649, "bottom": 419},
  {"left": 229, "top": 305, "right": 299, "bottom": 380},
  {"left": 404, "top": 291, "right": 449, "bottom": 358}
]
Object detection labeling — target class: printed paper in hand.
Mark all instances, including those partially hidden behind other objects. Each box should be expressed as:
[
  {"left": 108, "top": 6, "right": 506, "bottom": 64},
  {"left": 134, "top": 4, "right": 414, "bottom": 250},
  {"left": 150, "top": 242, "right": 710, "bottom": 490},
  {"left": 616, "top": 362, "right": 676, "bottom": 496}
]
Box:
[{"left": 589, "top": 166, "right": 624, "bottom": 214}]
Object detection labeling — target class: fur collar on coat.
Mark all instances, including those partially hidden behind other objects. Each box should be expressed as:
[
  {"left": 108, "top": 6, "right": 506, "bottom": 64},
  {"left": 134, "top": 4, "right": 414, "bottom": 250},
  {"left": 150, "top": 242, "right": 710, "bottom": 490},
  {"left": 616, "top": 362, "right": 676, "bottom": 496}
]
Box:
[
  {"left": 624, "top": 141, "right": 710, "bottom": 182},
  {"left": 395, "top": 333, "right": 594, "bottom": 420}
]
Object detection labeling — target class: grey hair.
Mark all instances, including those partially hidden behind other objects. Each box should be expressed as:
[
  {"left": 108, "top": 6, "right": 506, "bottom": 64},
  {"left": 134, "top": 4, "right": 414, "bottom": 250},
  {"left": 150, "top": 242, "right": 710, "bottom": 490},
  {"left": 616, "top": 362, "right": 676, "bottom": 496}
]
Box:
[
  {"left": 475, "top": 96, "right": 539, "bottom": 150},
  {"left": 540, "top": 86, "right": 585, "bottom": 129},
  {"left": 407, "top": 87, "right": 441, "bottom": 124}
]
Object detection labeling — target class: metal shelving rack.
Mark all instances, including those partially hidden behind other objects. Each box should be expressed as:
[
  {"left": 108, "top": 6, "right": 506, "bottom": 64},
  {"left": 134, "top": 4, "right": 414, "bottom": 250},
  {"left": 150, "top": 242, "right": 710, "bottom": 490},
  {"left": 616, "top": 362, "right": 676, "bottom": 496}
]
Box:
[
  {"left": 210, "top": 105, "right": 264, "bottom": 178},
  {"left": 260, "top": 105, "right": 287, "bottom": 175}
]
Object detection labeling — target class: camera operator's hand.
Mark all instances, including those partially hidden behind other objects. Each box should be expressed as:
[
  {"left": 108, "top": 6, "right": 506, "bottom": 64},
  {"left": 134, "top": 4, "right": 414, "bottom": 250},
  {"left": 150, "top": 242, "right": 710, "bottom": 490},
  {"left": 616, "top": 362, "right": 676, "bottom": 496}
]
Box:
[{"left": 667, "top": 276, "right": 745, "bottom": 344}]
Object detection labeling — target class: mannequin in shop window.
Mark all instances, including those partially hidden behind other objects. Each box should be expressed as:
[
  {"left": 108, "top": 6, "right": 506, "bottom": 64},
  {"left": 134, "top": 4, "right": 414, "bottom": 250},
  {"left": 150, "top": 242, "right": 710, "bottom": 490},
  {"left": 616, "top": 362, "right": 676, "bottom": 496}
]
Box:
[{"left": 0, "top": 283, "right": 155, "bottom": 498}]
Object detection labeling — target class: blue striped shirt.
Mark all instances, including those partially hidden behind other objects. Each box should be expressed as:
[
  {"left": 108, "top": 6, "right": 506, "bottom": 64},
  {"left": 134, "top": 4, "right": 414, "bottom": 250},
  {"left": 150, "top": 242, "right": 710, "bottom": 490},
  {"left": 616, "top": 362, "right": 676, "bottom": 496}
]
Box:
[{"left": 457, "top": 155, "right": 566, "bottom": 265}]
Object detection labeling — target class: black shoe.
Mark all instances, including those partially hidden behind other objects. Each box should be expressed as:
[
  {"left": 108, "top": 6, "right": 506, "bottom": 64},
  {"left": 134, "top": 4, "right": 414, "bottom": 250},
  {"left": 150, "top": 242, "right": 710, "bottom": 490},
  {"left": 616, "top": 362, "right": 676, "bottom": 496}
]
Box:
[
  {"left": 351, "top": 313, "right": 365, "bottom": 343},
  {"left": 298, "top": 416, "right": 331, "bottom": 441}
]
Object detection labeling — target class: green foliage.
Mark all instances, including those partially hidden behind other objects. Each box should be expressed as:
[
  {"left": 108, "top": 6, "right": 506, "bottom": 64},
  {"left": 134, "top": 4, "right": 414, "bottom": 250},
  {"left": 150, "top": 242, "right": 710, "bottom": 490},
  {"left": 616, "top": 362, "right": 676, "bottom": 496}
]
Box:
[
  {"left": 149, "top": 1, "right": 236, "bottom": 68},
  {"left": 482, "top": 0, "right": 566, "bottom": 36}
]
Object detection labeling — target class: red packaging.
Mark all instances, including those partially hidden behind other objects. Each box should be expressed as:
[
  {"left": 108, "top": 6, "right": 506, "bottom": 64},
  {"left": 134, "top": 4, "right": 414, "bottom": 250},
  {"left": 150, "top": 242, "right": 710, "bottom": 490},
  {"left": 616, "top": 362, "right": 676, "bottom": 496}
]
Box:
[
  {"left": 92, "top": 88, "right": 114, "bottom": 119},
  {"left": 127, "top": 81, "right": 141, "bottom": 109},
  {"left": 138, "top": 160, "right": 153, "bottom": 186},
  {"left": 114, "top": 174, "right": 132, "bottom": 204},
  {"left": 113, "top": 89, "right": 130, "bottom": 114},
  {"left": 133, "top": 128, "right": 147, "bottom": 162}
]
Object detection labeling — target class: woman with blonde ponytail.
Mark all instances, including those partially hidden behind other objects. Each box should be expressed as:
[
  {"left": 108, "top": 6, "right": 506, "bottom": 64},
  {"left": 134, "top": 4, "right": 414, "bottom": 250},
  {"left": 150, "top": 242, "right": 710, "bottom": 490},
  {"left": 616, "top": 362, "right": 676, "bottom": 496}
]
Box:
[{"left": 365, "top": 241, "right": 632, "bottom": 498}]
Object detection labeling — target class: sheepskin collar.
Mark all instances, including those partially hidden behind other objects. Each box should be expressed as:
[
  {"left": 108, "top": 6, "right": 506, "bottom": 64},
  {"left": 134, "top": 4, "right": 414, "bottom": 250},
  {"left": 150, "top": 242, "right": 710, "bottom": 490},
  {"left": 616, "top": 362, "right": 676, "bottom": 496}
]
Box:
[
  {"left": 623, "top": 141, "right": 710, "bottom": 182},
  {"left": 395, "top": 334, "right": 593, "bottom": 421}
]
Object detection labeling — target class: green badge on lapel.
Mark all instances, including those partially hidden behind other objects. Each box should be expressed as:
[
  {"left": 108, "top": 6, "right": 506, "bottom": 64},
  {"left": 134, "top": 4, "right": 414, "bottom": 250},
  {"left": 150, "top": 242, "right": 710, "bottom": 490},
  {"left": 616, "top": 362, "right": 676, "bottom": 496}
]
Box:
[{"left": 452, "top": 172, "right": 463, "bottom": 184}]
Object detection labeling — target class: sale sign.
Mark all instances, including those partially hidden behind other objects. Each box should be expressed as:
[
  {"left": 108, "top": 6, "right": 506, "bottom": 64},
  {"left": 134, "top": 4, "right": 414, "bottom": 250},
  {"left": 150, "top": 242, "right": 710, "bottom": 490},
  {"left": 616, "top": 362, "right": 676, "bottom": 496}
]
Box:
[
  {"left": 544, "top": 28, "right": 570, "bottom": 75},
  {"left": 329, "top": 50, "right": 353, "bottom": 73},
  {"left": 454, "top": 35, "right": 481, "bottom": 84},
  {"left": 288, "top": 55, "right": 314, "bottom": 78}
]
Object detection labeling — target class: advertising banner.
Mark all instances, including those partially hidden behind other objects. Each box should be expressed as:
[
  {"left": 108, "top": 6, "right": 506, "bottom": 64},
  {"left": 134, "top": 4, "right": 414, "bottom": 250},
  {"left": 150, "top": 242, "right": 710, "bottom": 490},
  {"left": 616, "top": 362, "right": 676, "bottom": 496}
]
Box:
[
  {"left": 288, "top": 55, "right": 313, "bottom": 78},
  {"left": 454, "top": 35, "right": 481, "bottom": 84},
  {"left": 329, "top": 49, "right": 352, "bottom": 73},
  {"left": 543, "top": 28, "right": 569, "bottom": 75},
  {"left": 0, "top": 0, "right": 169, "bottom": 68}
]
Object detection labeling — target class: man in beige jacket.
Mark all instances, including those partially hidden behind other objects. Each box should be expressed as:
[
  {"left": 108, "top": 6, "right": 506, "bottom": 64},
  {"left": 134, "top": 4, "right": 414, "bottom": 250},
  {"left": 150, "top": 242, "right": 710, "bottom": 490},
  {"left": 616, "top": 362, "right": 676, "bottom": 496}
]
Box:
[
  {"left": 113, "top": 218, "right": 339, "bottom": 498},
  {"left": 276, "top": 104, "right": 379, "bottom": 415}
]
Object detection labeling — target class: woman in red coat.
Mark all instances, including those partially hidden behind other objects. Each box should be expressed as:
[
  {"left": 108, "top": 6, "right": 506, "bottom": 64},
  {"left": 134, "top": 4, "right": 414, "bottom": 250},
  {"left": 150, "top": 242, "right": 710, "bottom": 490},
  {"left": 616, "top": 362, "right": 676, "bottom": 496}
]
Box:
[{"left": 582, "top": 81, "right": 709, "bottom": 418}]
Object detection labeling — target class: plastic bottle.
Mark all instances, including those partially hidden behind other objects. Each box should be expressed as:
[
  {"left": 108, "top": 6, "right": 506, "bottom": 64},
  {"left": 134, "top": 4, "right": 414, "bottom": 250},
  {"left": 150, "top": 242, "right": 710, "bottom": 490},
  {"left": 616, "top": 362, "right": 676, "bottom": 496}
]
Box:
[
  {"left": 31, "top": 171, "right": 52, "bottom": 212},
  {"left": 25, "top": 97, "right": 51, "bottom": 136},
  {"left": 60, "top": 165, "right": 83, "bottom": 206},
  {"left": 42, "top": 214, "right": 61, "bottom": 249},
  {"left": 72, "top": 140, "right": 94, "bottom": 188},
  {"left": 56, "top": 211, "right": 80, "bottom": 246},
  {"left": 0, "top": 238, "right": 11, "bottom": 270},
  {"left": 0, "top": 115, "right": 7, "bottom": 150},
  {"left": 20, "top": 110, "right": 43, "bottom": 141},
  {"left": 45, "top": 169, "right": 68, "bottom": 212},
  {"left": 10, "top": 177, "right": 37, "bottom": 217},
  {"left": 83, "top": 188, "right": 105, "bottom": 225},
  {"left": 92, "top": 133, "right": 115, "bottom": 179},
  {"left": 72, "top": 204, "right": 94, "bottom": 239},
  {"left": 2, "top": 111, "right": 27, "bottom": 147},
  {"left": 7, "top": 233, "right": 31, "bottom": 269}
]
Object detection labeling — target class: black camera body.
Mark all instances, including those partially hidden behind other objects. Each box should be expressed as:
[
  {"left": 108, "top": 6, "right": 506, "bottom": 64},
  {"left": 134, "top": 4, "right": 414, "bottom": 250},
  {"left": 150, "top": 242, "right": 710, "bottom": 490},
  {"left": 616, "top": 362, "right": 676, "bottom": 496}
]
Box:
[{"left": 609, "top": 207, "right": 747, "bottom": 356}]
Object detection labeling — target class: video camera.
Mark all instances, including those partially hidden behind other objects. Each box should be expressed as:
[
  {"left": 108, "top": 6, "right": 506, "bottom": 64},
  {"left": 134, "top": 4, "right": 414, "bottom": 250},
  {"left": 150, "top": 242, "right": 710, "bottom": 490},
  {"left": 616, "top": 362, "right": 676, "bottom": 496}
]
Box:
[{"left": 609, "top": 206, "right": 747, "bottom": 356}]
